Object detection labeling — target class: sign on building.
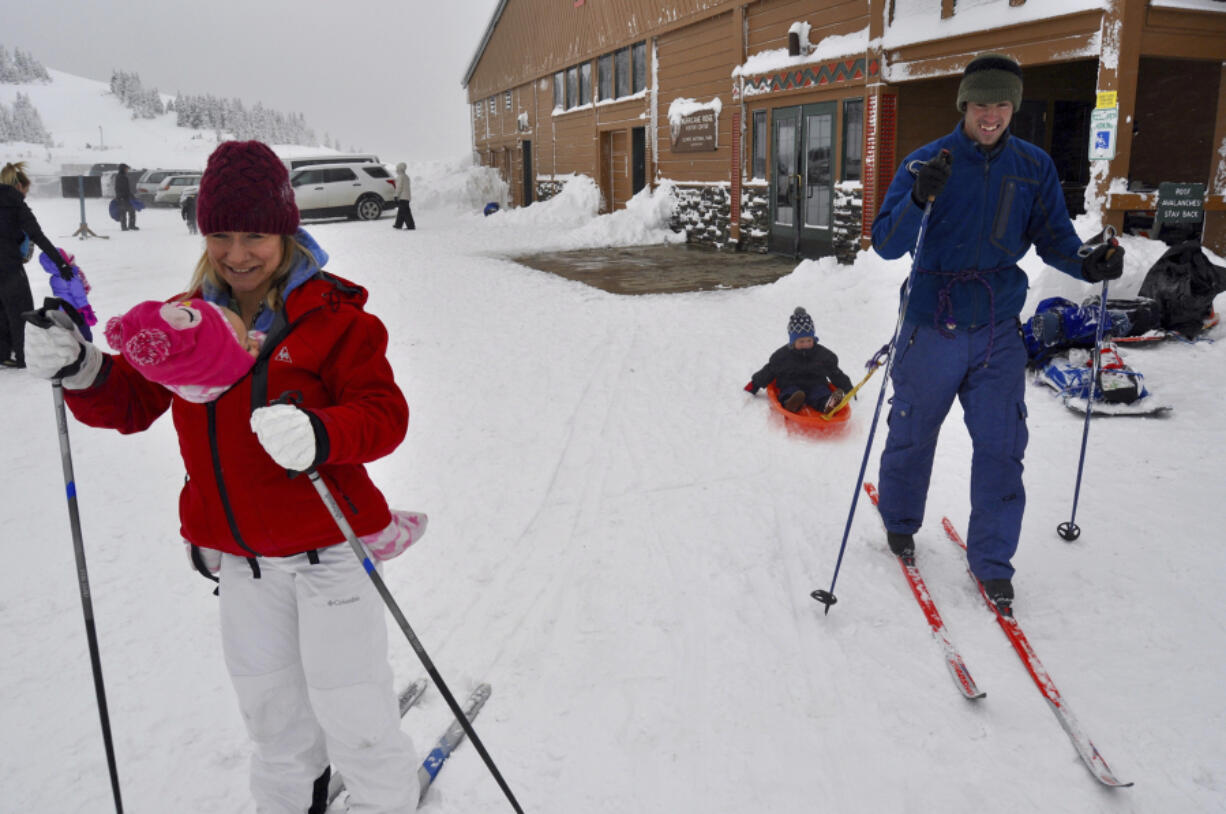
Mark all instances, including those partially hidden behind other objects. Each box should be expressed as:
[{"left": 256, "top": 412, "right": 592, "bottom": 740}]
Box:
[
  {"left": 671, "top": 110, "right": 718, "bottom": 152},
  {"left": 1154, "top": 182, "right": 1205, "bottom": 234},
  {"left": 1088, "top": 106, "right": 1118, "bottom": 161}
]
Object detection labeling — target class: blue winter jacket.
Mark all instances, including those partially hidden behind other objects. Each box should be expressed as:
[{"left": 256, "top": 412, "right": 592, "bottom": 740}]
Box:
[{"left": 871, "top": 123, "right": 1087, "bottom": 328}]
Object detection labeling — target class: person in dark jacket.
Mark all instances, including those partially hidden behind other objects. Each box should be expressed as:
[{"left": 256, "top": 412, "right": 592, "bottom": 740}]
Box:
[
  {"left": 745, "top": 306, "right": 853, "bottom": 413},
  {"left": 0, "top": 161, "right": 73, "bottom": 368},
  {"left": 114, "top": 163, "right": 137, "bottom": 231},
  {"left": 23, "top": 141, "right": 422, "bottom": 813},
  {"left": 869, "top": 53, "right": 1124, "bottom": 612}
]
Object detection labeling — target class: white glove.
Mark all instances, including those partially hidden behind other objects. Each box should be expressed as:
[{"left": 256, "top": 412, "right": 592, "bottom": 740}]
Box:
[
  {"left": 250, "top": 403, "right": 321, "bottom": 471},
  {"left": 24, "top": 311, "right": 104, "bottom": 389}
]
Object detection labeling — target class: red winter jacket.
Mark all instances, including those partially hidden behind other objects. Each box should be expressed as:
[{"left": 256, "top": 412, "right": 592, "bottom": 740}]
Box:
[{"left": 65, "top": 273, "right": 408, "bottom": 557}]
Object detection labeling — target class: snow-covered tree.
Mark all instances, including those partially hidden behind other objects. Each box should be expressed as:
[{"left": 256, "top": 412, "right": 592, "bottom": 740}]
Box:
[
  {"left": 12, "top": 49, "right": 50, "bottom": 82},
  {"left": 0, "top": 46, "right": 50, "bottom": 83},
  {"left": 0, "top": 47, "right": 14, "bottom": 83},
  {"left": 0, "top": 93, "right": 52, "bottom": 145}
]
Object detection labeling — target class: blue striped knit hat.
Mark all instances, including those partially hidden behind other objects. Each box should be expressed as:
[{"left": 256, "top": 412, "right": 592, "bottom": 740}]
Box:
[{"left": 788, "top": 307, "right": 816, "bottom": 344}]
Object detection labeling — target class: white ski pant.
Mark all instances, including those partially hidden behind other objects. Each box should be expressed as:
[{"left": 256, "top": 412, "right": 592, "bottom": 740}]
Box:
[{"left": 219, "top": 544, "right": 419, "bottom": 814}]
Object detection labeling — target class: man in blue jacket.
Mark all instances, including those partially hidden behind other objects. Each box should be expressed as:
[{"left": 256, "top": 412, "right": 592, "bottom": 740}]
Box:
[{"left": 870, "top": 53, "right": 1123, "bottom": 612}]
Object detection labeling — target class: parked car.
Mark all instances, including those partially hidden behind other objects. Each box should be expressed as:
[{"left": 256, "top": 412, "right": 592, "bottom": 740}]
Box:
[
  {"left": 153, "top": 174, "right": 203, "bottom": 205},
  {"left": 280, "top": 153, "right": 381, "bottom": 171},
  {"left": 137, "top": 169, "right": 198, "bottom": 204},
  {"left": 289, "top": 163, "right": 396, "bottom": 221}
]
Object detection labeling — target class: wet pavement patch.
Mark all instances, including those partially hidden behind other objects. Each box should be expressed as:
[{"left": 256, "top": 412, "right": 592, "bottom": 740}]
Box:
[{"left": 512, "top": 243, "right": 798, "bottom": 294}]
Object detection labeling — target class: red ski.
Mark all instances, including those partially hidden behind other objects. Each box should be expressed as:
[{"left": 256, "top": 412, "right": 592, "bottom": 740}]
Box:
[
  {"left": 942, "top": 516, "right": 1132, "bottom": 787},
  {"left": 864, "top": 483, "right": 984, "bottom": 700}
]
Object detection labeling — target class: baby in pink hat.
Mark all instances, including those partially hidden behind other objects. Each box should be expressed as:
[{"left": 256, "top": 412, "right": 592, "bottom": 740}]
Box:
[{"left": 105, "top": 299, "right": 259, "bottom": 403}]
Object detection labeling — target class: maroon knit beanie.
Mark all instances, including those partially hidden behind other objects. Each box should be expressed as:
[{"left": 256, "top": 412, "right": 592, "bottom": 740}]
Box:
[{"left": 196, "top": 140, "right": 299, "bottom": 235}]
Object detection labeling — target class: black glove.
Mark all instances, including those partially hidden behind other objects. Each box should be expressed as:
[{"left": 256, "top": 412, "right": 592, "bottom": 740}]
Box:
[
  {"left": 1082, "top": 243, "right": 1124, "bottom": 283},
  {"left": 911, "top": 153, "right": 952, "bottom": 206},
  {"left": 58, "top": 265, "right": 74, "bottom": 281},
  {"left": 744, "top": 381, "right": 759, "bottom": 395}
]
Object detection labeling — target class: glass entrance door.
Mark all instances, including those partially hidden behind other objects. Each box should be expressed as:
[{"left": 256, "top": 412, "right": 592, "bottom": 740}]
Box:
[
  {"left": 769, "top": 106, "right": 800, "bottom": 255},
  {"left": 798, "top": 102, "right": 835, "bottom": 257},
  {"left": 768, "top": 102, "right": 836, "bottom": 258}
]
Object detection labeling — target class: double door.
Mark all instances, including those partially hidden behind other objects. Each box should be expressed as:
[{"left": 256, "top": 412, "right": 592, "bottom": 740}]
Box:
[{"left": 769, "top": 102, "right": 835, "bottom": 258}]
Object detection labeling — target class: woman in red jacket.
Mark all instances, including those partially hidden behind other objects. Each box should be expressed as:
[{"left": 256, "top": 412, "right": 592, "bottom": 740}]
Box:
[{"left": 24, "top": 140, "right": 420, "bottom": 814}]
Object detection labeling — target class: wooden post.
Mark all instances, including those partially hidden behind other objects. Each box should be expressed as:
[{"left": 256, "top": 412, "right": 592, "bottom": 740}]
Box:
[
  {"left": 730, "top": 4, "right": 746, "bottom": 246},
  {"left": 861, "top": 0, "right": 895, "bottom": 249},
  {"left": 1088, "top": 0, "right": 1146, "bottom": 233},
  {"left": 1204, "top": 62, "right": 1226, "bottom": 255}
]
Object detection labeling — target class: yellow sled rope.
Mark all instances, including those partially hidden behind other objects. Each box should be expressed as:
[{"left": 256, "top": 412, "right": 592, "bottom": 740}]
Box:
[{"left": 819, "top": 346, "right": 888, "bottom": 421}]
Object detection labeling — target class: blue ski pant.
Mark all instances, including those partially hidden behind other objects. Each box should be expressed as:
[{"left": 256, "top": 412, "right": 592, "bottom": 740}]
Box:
[
  {"left": 778, "top": 384, "right": 834, "bottom": 410},
  {"left": 877, "top": 318, "right": 1029, "bottom": 582}
]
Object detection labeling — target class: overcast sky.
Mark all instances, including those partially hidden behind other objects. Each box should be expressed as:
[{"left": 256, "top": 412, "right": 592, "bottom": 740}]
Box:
[{"left": 7, "top": 0, "right": 501, "bottom": 162}]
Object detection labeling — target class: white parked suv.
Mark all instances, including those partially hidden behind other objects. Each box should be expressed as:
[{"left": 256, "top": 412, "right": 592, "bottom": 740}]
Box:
[
  {"left": 137, "top": 169, "right": 198, "bottom": 204},
  {"left": 153, "top": 174, "right": 203, "bottom": 205},
  {"left": 289, "top": 163, "right": 396, "bottom": 221}
]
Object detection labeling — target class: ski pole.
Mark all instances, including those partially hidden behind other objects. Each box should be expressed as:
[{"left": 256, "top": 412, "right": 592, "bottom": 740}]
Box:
[
  {"left": 1058, "top": 227, "right": 1119, "bottom": 541},
  {"left": 307, "top": 470, "right": 525, "bottom": 813},
  {"left": 23, "top": 300, "right": 124, "bottom": 813},
  {"left": 811, "top": 149, "right": 951, "bottom": 614}
]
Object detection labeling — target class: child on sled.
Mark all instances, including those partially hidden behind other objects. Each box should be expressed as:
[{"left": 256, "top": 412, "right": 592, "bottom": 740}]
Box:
[{"left": 744, "top": 306, "right": 853, "bottom": 413}]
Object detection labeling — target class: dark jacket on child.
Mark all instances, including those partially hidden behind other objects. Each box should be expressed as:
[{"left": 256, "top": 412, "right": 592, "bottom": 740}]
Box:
[{"left": 750, "top": 343, "right": 852, "bottom": 396}]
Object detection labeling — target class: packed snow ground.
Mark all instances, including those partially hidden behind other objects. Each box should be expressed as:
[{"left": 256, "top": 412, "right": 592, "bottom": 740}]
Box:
[{"left": 3, "top": 175, "right": 1225, "bottom": 813}]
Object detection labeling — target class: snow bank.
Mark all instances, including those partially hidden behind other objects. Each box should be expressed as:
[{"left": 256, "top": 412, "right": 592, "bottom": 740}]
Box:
[
  {"left": 406, "top": 156, "right": 507, "bottom": 214},
  {"left": 456, "top": 174, "right": 684, "bottom": 251}
]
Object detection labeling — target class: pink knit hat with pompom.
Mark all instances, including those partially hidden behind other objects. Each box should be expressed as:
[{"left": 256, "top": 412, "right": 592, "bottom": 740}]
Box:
[{"left": 105, "top": 300, "right": 256, "bottom": 403}]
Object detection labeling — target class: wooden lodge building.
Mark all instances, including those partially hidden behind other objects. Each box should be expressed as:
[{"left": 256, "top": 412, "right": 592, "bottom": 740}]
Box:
[{"left": 462, "top": 0, "right": 1226, "bottom": 261}]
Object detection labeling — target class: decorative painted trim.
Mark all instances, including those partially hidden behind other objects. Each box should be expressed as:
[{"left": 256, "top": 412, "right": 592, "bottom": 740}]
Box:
[{"left": 741, "top": 57, "right": 878, "bottom": 98}]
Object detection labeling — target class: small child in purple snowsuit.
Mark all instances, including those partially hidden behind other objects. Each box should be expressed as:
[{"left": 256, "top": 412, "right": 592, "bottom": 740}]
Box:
[{"left": 39, "top": 248, "right": 98, "bottom": 341}]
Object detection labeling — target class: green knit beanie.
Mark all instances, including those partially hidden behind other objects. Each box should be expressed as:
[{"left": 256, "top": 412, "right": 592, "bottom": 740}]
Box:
[{"left": 956, "top": 53, "right": 1023, "bottom": 112}]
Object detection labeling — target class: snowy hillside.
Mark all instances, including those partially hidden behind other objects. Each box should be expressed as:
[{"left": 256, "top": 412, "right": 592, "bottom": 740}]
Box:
[
  {"left": 0, "top": 68, "right": 431, "bottom": 187},
  {"left": 3, "top": 69, "right": 1226, "bottom": 814}
]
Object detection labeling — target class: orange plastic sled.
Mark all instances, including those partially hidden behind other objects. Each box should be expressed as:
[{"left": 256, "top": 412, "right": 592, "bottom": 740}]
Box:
[{"left": 766, "top": 382, "right": 851, "bottom": 431}]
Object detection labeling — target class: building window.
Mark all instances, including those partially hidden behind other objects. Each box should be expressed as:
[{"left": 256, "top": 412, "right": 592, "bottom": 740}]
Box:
[
  {"left": 615, "top": 47, "right": 631, "bottom": 98},
  {"left": 553, "top": 71, "right": 564, "bottom": 109},
  {"left": 631, "top": 42, "right": 647, "bottom": 93},
  {"left": 488, "top": 97, "right": 495, "bottom": 114},
  {"left": 475, "top": 102, "right": 482, "bottom": 120},
  {"left": 580, "top": 61, "right": 592, "bottom": 105},
  {"left": 566, "top": 66, "right": 579, "bottom": 108},
  {"left": 598, "top": 54, "right": 613, "bottom": 101},
  {"left": 752, "top": 110, "right": 767, "bottom": 180},
  {"left": 505, "top": 91, "right": 512, "bottom": 111},
  {"left": 842, "top": 98, "right": 864, "bottom": 182}
]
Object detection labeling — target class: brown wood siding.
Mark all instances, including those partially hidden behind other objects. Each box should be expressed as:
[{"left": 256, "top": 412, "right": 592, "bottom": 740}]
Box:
[
  {"left": 596, "top": 97, "right": 650, "bottom": 130},
  {"left": 656, "top": 12, "right": 737, "bottom": 183},
  {"left": 886, "top": 9, "right": 1102, "bottom": 81},
  {"left": 745, "top": 0, "right": 867, "bottom": 56},
  {"left": 552, "top": 109, "right": 598, "bottom": 177},
  {"left": 467, "top": 0, "right": 742, "bottom": 101},
  {"left": 1141, "top": 7, "right": 1226, "bottom": 60}
]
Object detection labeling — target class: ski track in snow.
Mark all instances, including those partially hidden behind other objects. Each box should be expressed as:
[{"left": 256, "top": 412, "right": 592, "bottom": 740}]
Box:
[{"left": 2, "top": 195, "right": 1224, "bottom": 813}]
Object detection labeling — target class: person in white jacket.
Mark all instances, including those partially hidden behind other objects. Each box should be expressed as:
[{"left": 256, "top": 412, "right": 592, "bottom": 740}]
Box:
[{"left": 392, "top": 162, "right": 415, "bottom": 230}]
